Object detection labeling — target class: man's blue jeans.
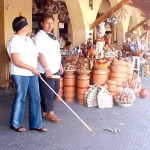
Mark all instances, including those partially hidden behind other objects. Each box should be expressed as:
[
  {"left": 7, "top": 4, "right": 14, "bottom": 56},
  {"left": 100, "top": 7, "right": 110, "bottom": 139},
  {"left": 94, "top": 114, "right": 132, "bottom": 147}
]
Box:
[{"left": 10, "top": 75, "right": 42, "bottom": 129}]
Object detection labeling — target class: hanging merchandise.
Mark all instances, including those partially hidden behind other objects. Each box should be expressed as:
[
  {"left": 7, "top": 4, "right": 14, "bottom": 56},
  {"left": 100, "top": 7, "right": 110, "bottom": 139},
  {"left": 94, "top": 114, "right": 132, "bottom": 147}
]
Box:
[
  {"left": 106, "top": 16, "right": 117, "bottom": 26},
  {"left": 97, "top": 22, "right": 106, "bottom": 37},
  {"left": 106, "top": 7, "right": 117, "bottom": 26},
  {"left": 32, "top": 1, "right": 39, "bottom": 14},
  {"left": 33, "top": 0, "right": 70, "bottom": 23},
  {"left": 114, "top": 6, "right": 129, "bottom": 21}
]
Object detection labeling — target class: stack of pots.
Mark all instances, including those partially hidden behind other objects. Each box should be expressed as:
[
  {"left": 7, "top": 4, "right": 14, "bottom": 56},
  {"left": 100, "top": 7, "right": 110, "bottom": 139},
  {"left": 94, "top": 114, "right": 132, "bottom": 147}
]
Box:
[
  {"left": 109, "top": 59, "right": 123, "bottom": 93},
  {"left": 106, "top": 80, "right": 116, "bottom": 98},
  {"left": 76, "top": 74, "right": 90, "bottom": 105},
  {"left": 92, "top": 65, "right": 110, "bottom": 86},
  {"left": 118, "top": 59, "right": 128, "bottom": 84},
  {"left": 126, "top": 61, "right": 133, "bottom": 81},
  {"left": 63, "top": 72, "right": 76, "bottom": 103}
]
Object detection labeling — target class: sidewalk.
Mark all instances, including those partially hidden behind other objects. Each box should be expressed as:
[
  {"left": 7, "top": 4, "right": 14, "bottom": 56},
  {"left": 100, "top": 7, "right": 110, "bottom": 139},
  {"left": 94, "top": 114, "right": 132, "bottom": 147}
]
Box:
[{"left": 0, "top": 77, "right": 150, "bottom": 150}]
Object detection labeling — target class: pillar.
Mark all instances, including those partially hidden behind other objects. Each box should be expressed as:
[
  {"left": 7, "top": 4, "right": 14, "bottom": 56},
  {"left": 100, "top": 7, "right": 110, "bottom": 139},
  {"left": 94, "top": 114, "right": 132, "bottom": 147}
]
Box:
[{"left": 0, "top": 0, "right": 32, "bottom": 87}]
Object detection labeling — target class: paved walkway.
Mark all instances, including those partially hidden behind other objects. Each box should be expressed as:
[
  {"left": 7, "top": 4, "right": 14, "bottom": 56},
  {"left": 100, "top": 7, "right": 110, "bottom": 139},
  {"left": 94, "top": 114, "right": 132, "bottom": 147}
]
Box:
[{"left": 0, "top": 77, "right": 150, "bottom": 150}]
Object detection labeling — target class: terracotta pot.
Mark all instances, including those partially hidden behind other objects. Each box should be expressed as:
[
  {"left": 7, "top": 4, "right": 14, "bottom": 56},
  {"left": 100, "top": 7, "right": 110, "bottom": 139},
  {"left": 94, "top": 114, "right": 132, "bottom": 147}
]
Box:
[
  {"left": 112, "top": 58, "right": 118, "bottom": 65},
  {"left": 112, "top": 61, "right": 118, "bottom": 66},
  {"left": 76, "top": 75, "right": 90, "bottom": 105},
  {"left": 76, "top": 75, "right": 90, "bottom": 87},
  {"left": 64, "top": 74, "right": 75, "bottom": 86},
  {"left": 139, "top": 88, "right": 148, "bottom": 99},
  {"left": 106, "top": 80, "right": 116, "bottom": 92},
  {"left": 118, "top": 60, "right": 125, "bottom": 65},
  {"left": 122, "top": 73, "right": 127, "bottom": 83},
  {"left": 63, "top": 74, "right": 76, "bottom": 102},
  {"left": 121, "top": 65, "right": 128, "bottom": 73},
  {"left": 106, "top": 68, "right": 110, "bottom": 81},
  {"left": 92, "top": 69, "right": 107, "bottom": 85},
  {"left": 127, "top": 71, "right": 133, "bottom": 80},
  {"left": 64, "top": 87, "right": 75, "bottom": 92},
  {"left": 109, "top": 72, "right": 123, "bottom": 86},
  {"left": 111, "top": 65, "right": 122, "bottom": 73},
  {"left": 63, "top": 96, "right": 75, "bottom": 103},
  {"left": 127, "top": 67, "right": 133, "bottom": 74}
]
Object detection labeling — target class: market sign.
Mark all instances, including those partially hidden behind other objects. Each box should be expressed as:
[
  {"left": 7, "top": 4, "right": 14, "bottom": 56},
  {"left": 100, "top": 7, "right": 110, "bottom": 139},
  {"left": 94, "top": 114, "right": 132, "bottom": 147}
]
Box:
[{"left": 59, "top": 22, "right": 64, "bottom": 29}]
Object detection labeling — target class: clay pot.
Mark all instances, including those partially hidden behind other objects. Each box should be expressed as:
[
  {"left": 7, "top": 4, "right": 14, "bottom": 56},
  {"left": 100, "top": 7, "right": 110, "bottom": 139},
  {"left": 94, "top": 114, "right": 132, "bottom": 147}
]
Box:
[
  {"left": 76, "top": 75, "right": 90, "bottom": 105},
  {"left": 106, "top": 68, "right": 110, "bottom": 81},
  {"left": 63, "top": 74, "right": 76, "bottom": 102},
  {"left": 139, "top": 88, "right": 148, "bottom": 99},
  {"left": 109, "top": 72, "right": 123, "bottom": 86},
  {"left": 127, "top": 66, "right": 133, "bottom": 73},
  {"left": 112, "top": 61, "right": 118, "bottom": 66},
  {"left": 118, "top": 60, "right": 125, "bottom": 65},
  {"left": 107, "top": 80, "right": 116, "bottom": 92},
  {"left": 92, "top": 69, "right": 107, "bottom": 85},
  {"left": 112, "top": 58, "right": 118, "bottom": 65},
  {"left": 121, "top": 65, "right": 128, "bottom": 73},
  {"left": 110, "top": 65, "right": 122, "bottom": 73}
]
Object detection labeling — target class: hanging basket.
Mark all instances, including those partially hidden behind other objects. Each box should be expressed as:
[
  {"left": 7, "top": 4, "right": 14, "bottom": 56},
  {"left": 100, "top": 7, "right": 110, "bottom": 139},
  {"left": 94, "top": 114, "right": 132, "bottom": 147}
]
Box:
[{"left": 106, "top": 17, "right": 117, "bottom": 26}]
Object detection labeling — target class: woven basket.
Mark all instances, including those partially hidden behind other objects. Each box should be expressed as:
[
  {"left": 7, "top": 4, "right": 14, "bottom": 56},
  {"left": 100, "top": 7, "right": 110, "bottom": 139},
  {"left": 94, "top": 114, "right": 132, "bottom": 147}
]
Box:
[{"left": 115, "top": 100, "right": 133, "bottom": 107}]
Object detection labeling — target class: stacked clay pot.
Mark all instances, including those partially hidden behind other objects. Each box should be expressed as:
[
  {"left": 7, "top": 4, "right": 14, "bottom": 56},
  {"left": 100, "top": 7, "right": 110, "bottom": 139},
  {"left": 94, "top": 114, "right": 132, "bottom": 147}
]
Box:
[
  {"left": 92, "top": 60, "right": 110, "bottom": 86},
  {"left": 76, "top": 74, "right": 90, "bottom": 105},
  {"left": 92, "top": 69, "right": 108, "bottom": 85},
  {"left": 124, "top": 60, "right": 133, "bottom": 81},
  {"left": 106, "top": 80, "right": 116, "bottom": 98},
  {"left": 76, "top": 67, "right": 91, "bottom": 105},
  {"left": 109, "top": 59, "right": 123, "bottom": 93},
  {"left": 118, "top": 59, "right": 128, "bottom": 84},
  {"left": 63, "top": 73, "right": 76, "bottom": 103},
  {"left": 63, "top": 65, "right": 76, "bottom": 103}
]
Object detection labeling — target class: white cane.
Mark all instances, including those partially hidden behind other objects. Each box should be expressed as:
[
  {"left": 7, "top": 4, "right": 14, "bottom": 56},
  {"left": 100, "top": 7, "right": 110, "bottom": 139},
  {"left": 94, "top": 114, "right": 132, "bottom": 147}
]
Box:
[{"left": 39, "top": 75, "right": 92, "bottom": 132}]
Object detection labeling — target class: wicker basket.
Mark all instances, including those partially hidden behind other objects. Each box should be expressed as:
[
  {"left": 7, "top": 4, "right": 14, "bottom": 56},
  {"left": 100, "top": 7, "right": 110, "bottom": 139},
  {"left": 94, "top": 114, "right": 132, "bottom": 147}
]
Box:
[{"left": 115, "top": 100, "right": 133, "bottom": 107}]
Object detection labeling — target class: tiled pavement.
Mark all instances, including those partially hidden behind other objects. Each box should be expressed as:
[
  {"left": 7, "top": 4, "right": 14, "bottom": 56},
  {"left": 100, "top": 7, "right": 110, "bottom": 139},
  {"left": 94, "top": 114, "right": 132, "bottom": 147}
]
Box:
[{"left": 0, "top": 77, "right": 150, "bottom": 150}]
